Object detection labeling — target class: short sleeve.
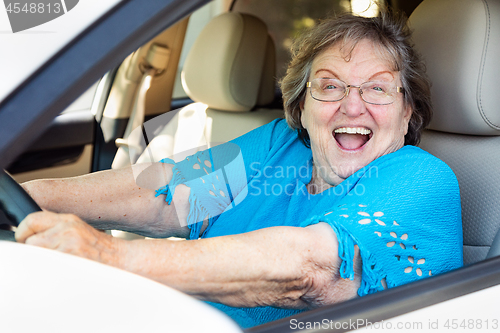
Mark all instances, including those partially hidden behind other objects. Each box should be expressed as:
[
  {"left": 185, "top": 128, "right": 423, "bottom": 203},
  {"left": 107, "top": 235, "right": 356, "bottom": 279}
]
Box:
[
  {"left": 155, "top": 118, "right": 292, "bottom": 239},
  {"left": 301, "top": 146, "right": 463, "bottom": 296}
]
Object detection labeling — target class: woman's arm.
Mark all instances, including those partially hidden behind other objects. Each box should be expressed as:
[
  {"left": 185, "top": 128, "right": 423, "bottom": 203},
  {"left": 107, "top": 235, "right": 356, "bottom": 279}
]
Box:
[
  {"left": 120, "top": 223, "right": 361, "bottom": 308},
  {"left": 15, "top": 213, "right": 361, "bottom": 309},
  {"left": 21, "top": 162, "right": 192, "bottom": 238}
]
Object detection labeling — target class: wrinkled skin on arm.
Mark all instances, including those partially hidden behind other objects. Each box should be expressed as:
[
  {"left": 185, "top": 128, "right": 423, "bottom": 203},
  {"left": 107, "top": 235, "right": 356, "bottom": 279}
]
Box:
[{"left": 21, "top": 163, "right": 191, "bottom": 238}]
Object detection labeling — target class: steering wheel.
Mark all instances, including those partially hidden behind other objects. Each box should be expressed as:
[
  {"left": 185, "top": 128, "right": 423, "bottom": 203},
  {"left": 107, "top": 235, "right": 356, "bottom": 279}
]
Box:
[{"left": 0, "top": 170, "right": 41, "bottom": 241}]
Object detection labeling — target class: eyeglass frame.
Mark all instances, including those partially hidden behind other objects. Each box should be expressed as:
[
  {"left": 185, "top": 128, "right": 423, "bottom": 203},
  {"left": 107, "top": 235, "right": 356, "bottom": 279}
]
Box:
[{"left": 306, "top": 78, "right": 404, "bottom": 106}]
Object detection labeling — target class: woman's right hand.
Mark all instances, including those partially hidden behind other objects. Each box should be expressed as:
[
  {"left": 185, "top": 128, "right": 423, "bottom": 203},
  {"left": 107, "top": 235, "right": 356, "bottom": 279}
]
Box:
[{"left": 15, "top": 210, "right": 124, "bottom": 266}]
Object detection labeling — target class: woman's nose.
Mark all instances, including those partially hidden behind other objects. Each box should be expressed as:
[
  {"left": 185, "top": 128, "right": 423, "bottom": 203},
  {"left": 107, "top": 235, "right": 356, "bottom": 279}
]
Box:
[{"left": 340, "top": 87, "right": 366, "bottom": 117}]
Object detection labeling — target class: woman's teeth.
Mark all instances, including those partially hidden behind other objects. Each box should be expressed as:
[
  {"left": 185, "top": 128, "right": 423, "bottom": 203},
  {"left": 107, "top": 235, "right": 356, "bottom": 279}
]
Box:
[{"left": 334, "top": 127, "right": 372, "bottom": 135}]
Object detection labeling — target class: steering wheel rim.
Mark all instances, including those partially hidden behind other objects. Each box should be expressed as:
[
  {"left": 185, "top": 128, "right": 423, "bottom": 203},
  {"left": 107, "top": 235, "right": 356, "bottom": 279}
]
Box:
[{"left": 0, "top": 170, "right": 41, "bottom": 240}]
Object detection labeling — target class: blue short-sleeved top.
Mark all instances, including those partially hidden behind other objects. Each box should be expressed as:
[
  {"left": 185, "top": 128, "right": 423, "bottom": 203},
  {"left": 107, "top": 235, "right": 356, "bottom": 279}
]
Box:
[{"left": 156, "top": 118, "right": 463, "bottom": 328}]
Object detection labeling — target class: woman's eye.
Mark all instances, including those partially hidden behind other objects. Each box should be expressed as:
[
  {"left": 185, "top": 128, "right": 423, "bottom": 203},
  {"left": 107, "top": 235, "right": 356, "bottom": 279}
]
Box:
[
  {"left": 372, "top": 86, "right": 384, "bottom": 92},
  {"left": 321, "top": 82, "right": 339, "bottom": 91}
]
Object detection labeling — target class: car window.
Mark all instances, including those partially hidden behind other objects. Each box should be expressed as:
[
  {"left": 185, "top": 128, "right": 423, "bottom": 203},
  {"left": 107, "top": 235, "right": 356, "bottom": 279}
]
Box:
[{"left": 0, "top": 0, "right": 125, "bottom": 102}]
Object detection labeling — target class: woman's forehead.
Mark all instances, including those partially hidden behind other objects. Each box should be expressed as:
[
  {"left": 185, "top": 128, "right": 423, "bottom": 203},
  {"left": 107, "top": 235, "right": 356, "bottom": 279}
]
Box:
[{"left": 311, "top": 39, "right": 399, "bottom": 77}]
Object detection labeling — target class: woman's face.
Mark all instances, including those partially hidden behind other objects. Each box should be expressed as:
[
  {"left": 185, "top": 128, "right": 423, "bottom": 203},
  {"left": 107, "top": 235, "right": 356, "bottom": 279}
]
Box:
[{"left": 300, "top": 39, "right": 412, "bottom": 187}]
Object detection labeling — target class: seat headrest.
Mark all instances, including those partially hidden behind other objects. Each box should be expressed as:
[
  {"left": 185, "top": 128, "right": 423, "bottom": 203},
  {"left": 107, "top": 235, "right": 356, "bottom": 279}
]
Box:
[
  {"left": 181, "top": 13, "right": 275, "bottom": 112},
  {"left": 409, "top": 0, "right": 500, "bottom": 135}
]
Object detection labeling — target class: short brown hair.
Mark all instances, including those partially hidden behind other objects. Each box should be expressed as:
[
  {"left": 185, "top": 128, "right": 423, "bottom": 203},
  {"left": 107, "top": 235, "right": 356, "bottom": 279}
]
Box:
[{"left": 280, "top": 12, "right": 432, "bottom": 147}]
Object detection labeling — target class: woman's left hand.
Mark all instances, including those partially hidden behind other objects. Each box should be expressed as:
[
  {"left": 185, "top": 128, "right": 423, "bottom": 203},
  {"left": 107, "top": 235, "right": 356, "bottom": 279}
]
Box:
[{"left": 15, "top": 211, "right": 122, "bottom": 266}]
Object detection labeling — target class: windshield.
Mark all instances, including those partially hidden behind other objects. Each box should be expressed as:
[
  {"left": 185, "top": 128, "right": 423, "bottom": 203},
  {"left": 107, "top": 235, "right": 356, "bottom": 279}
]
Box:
[{"left": 0, "top": 0, "right": 124, "bottom": 102}]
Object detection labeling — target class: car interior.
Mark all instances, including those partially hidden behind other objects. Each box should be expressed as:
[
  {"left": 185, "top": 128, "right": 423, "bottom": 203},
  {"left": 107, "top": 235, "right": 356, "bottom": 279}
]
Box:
[{"left": 2, "top": 0, "right": 500, "bottom": 330}]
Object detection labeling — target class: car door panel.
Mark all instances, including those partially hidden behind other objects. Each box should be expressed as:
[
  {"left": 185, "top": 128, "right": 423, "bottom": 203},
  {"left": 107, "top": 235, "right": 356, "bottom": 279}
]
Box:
[{"left": 8, "top": 82, "right": 98, "bottom": 182}]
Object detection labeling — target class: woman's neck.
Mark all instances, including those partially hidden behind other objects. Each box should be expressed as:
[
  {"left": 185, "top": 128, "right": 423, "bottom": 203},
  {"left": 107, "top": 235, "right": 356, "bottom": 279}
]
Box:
[{"left": 306, "top": 165, "right": 343, "bottom": 194}]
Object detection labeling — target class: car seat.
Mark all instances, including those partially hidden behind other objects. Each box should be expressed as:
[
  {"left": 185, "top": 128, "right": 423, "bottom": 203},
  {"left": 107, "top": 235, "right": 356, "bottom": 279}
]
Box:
[
  {"left": 409, "top": 0, "right": 500, "bottom": 265},
  {"left": 135, "top": 12, "right": 283, "bottom": 165}
]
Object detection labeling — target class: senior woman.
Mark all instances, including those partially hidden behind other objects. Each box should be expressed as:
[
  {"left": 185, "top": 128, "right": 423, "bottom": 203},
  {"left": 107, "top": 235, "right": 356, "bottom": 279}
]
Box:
[{"left": 16, "top": 12, "right": 462, "bottom": 328}]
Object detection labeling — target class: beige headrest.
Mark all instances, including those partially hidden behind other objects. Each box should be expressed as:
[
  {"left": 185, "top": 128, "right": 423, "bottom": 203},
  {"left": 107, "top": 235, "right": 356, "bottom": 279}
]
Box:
[
  {"left": 181, "top": 13, "right": 275, "bottom": 112},
  {"left": 409, "top": 0, "right": 500, "bottom": 135}
]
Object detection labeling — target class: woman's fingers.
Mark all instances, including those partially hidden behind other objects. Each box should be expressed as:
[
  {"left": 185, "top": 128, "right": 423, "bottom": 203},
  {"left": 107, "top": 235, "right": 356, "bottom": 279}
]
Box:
[
  {"left": 14, "top": 211, "right": 120, "bottom": 265},
  {"left": 15, "top": 211, "right": 61, "bottom": 243}
]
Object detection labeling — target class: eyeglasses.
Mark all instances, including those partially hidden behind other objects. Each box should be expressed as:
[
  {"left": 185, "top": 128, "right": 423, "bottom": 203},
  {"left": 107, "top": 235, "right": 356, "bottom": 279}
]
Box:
[{"left": 306, "top": 78, "right": 404, "bottom": 105}]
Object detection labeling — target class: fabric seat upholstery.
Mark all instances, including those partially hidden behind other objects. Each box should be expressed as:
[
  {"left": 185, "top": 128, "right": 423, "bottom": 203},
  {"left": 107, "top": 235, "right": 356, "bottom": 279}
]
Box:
[{"left": 409, "top": 0, "right": 500, "bottom": 265}]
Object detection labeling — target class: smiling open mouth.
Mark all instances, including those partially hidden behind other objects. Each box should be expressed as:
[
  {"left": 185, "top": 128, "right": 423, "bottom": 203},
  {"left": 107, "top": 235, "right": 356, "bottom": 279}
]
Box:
[{"left": 334, "top": 127, "right": 373, "bottom": 150}]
